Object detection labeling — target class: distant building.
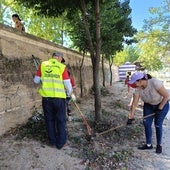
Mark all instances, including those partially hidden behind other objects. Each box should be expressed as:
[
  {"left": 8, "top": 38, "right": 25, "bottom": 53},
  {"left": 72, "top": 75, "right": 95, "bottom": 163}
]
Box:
[{"left": 118, "top": 62, "right": 136, "bottom": 80}]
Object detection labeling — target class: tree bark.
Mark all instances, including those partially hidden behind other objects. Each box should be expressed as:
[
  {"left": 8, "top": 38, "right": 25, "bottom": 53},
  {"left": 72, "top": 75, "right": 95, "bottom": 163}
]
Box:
[
  {"left": 93, "top": 0, "right": 101, "bottom": 121},
  {"left": 79, "top": 0, "right": 102, "bottom": 121},
  {"left": 80, "top": 51, "right": 85, "bottom": 98},
  {"left": 109, "top": 58, "right": 113, "bottom": 86},
  {"left": 102, "top": 55, "right": 105, "bottom": 87}
]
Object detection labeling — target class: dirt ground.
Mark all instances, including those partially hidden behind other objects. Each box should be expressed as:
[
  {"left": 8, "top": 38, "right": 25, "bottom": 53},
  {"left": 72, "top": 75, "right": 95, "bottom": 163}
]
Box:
[{"left": 0, "top": 81, "right": 170, "bottom": 170}]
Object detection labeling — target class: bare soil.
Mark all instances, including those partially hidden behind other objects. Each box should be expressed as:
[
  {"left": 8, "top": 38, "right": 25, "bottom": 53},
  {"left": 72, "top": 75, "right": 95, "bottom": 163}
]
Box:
[{"left": 0, "top": 81, "right": 170, "bottom": 170}]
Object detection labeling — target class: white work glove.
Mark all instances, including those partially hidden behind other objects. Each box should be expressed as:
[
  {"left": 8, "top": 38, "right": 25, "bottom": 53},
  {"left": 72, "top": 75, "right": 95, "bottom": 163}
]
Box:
[{"left": 71, "top": 93, "right": 76, "bottom": 102}]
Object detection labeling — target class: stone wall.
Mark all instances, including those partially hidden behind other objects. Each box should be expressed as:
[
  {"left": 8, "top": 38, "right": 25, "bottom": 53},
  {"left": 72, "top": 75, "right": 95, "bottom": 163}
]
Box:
[{"left": 0, "top": 23, "right": 118, "bottom": 136}]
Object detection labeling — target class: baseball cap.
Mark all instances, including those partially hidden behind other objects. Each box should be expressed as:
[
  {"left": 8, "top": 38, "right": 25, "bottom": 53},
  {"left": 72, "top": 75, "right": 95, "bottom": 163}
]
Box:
[
  {"left": 52, "top": 51, "right": 65, "bottom": 63},
  {"left": 128, "top": 72, "right": 145, "bottom": 84},
  {"left": 52, "top": 51, "right": 63, "bottom": 57}
]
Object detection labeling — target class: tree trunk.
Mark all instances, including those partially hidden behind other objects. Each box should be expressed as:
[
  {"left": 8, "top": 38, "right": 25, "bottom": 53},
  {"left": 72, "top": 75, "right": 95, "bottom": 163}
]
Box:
[
  {"left": 79, "top": 0, "right": 102, "bottom": 121},
  {"left": 109, "top": 59, "right": 113, "bottom": 86},
  {"left": 102, "top": 55, "right": 105, "bottom": 87},
  {"left": 92, "top": 54, "right": 101, "bottom": 121},
  {"left": 94, "top": 0, "right": 102, "bottom": 121},
  {"left": 80, "top": 51, "right": 85, "bottom": 98},
  {"left": 0, "top": 2, "right": 4, "bottom": 24},
  {"left": 79, "top": 0, "right": 95, "bottom": 55},
  {"left": 61, "top": 19, "right": 64, "bottom": 45}
]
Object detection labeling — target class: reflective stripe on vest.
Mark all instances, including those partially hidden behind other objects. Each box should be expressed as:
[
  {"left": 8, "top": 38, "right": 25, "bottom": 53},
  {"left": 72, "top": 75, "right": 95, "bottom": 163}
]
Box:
[{"left": 38, "top": 58, "right": 66, "bottom": 98}]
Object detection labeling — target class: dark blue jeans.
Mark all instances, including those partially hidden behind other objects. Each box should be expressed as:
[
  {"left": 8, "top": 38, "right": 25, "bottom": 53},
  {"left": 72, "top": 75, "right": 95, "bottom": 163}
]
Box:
[
  {"left": 143, "top": 102, "right": 169, "bottom": 145},
  {"left": 42, "top": 97, "right": 67, "bottom": 149}
]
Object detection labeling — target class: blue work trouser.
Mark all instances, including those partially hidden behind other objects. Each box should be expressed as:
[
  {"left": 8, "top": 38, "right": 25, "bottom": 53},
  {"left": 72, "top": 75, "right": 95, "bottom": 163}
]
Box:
[
  {"left": 42, "top": 97, "right": 67, "bottom": 149},
  {"left": 143, "top": 102, "right": 169, "bottom": 145}
]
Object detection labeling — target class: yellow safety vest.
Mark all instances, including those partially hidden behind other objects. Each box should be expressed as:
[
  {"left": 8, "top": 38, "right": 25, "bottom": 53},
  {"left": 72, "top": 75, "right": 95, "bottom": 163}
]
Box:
[{"left": 38, "top": 58, "right": 66, "bottom": 98}]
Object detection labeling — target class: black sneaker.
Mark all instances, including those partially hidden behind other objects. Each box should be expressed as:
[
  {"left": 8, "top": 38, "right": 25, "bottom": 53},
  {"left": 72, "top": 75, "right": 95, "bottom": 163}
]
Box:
[
  {"left": 138, "top": 144, "right": 153, "bottom": 150},
  {"left": 127, "top": 118, "right": 135, "bottom": 125},
  {"left": 156, "top": 145, "right": 162, "bottom": 154}
]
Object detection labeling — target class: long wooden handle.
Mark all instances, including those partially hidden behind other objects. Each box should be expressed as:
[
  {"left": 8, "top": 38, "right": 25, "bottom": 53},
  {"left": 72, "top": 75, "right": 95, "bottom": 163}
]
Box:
[
  {"left": 73, "top": 101, "right": 92, "bottom": 136},
  {"left": 98, "top": 113, "right": 156, "bottom": 136}
]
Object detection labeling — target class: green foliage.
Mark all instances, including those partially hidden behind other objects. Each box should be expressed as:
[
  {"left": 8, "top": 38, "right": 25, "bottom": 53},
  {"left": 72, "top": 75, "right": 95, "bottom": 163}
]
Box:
[
  {"left": 137, "top": 0, "right": 170, "bottom": 70},
  {"left": 1, "top": 0, "right": 70, "bottom": 45},
  {"left": 27, "top": 15, "right": 69, "bottom": 45},
  {"left": 13, "top": 0, "right": 137, "bottom": 121},
  {"left": 144, "top": 0, "right": 170, "bottom": 33},
  {"left": 113, "top": 46, "right": 139, "bottom": 66},
  {"left": 67, "top": 0, "right": 137, "bottom": 55},
  {"left": 66, "top": 9, "right": 89, "bottom": 51},
  {"left": 0, "top": 0, "right": 16, "bottom": 25},
  {"left": 15, "top": 0, "right": 137, "bottom": 55},
  {"left": 15, "top": 0, "right": 82, "bottom": 17},
  {"left": 101, "top": 0, "right": 137, "bottom": 55},
  {"left": 136, "top": 30, "right": 164, "bottom": 71},
  {"left": 114, "top": 0, "right": 170, "bottom": 70},
  {"left": 114, "top": 0, "right": 170, "bottom": 71},
  {"left": 113, "top": 50, "right": 126, "bottom": 66}
]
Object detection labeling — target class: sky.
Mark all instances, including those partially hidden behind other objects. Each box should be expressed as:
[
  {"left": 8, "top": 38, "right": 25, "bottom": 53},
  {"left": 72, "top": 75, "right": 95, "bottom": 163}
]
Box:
[{"left": 129, "top": 0, "right": 163, "bottom": 31}]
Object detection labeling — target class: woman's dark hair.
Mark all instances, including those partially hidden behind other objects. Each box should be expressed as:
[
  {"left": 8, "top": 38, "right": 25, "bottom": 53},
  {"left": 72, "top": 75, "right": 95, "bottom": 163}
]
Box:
[
  {"left": 141, "top": 74, "right": 152, "bottom": 80},
  {"left": 12, "top": 14, "right": 21, "bottom": 21}
]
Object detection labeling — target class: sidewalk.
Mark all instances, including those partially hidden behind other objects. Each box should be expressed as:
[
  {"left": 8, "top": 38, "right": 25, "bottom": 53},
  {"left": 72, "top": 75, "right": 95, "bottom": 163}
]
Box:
[{"left": 163, "top": 118, "right": 170, "bottom": 157}]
